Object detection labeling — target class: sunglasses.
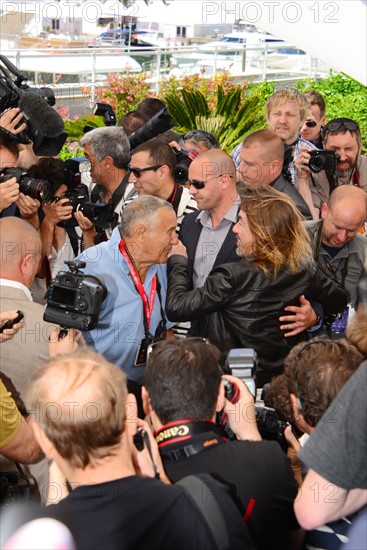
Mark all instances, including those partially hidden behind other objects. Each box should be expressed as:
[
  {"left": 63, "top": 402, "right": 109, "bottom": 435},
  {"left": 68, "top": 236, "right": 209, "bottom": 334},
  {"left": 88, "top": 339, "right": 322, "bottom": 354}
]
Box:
[
  {"left": 187, "top": 174, "right": 225, "bottom": 190},
  {"left": 322, "top": 118, "right": 359, "bottom": 139},
  {"left": 128, "top": 165, "right": 162, "bottom": 178},
  {"left": 304, "top": 120, "right": 318, "bottom": 128}
]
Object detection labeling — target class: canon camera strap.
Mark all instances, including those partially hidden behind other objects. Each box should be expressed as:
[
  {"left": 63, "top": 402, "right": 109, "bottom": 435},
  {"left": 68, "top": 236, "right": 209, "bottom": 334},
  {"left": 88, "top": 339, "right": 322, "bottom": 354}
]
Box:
[{"left": 155, "top": 420, "right": 226, "bottom": 461}]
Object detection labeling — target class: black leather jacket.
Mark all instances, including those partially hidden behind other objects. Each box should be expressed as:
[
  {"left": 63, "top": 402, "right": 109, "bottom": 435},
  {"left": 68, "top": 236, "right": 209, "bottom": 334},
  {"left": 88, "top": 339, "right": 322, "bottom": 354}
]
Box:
[{"left": 166, "top": 256, "right": 348, "bottom": 386}]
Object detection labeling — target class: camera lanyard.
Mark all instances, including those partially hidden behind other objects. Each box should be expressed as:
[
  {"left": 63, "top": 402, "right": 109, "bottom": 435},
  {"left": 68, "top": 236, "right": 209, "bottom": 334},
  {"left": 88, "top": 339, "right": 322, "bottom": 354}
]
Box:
[
  {"left": 314, "top": 222, "right": 349, "bottom": 288},
  {"left": 119, "top": 239, "right": 167, "bottom": 338}
]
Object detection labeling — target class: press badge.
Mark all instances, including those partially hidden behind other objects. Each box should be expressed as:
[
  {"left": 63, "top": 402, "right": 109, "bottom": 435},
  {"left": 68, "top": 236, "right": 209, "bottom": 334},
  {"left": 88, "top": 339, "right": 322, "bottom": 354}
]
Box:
[{"left": 330, "top": 304, "right": 354, "bottom": 335}]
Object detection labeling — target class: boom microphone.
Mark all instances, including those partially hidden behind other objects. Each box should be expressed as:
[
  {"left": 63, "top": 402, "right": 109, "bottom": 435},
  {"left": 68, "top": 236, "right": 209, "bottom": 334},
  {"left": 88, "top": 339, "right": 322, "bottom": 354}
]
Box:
[{"left": 18, "top": 91, "right": 67, "bottom": 156}]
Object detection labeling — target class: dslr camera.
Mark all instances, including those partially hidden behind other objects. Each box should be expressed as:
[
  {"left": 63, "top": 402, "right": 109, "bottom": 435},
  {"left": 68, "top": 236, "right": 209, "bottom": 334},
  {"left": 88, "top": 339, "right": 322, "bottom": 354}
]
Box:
[
  {"left": 0, "top": 167, "right": 52, "bottom": 202},
  {"left": 173, "top": 147, "right": 199, "bottom": 184},
  {"left": 308, "top": 149, "right": 339, "bottom": 174},
  {"left": 44, "top": 260, "right": 107, "bottom": 330},
  {"left": 56, "top": 159, "right": 118, "bottom": 231}
]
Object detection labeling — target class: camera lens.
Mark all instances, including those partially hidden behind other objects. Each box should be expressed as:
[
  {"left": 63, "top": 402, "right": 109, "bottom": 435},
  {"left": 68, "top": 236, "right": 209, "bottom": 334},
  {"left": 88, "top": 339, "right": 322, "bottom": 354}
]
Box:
[
  {"left": 309, "top": 154, "right": 324, "bottom": 173},
  {"left": 19, "top": 177, "right": 52, "bottom": 202}
]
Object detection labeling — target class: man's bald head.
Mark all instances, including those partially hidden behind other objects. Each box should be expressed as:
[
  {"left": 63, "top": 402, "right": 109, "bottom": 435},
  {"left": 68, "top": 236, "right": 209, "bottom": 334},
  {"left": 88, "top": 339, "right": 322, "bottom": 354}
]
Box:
[
  {"left": 0, "top": 217, "right": 42, "bottom": 285},
  {"left": 190, "top": 148, "right": 236, "bottom": 182},
  {"left": 321, "top": 186, "right": 366, "bottom": 248}
]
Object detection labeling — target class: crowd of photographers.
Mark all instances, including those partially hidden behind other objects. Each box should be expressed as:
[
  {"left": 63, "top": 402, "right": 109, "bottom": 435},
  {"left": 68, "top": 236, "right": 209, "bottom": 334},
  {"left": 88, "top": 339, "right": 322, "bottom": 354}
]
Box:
[{"left": 0, "top": 54, "right": 366, "bottom": 549}]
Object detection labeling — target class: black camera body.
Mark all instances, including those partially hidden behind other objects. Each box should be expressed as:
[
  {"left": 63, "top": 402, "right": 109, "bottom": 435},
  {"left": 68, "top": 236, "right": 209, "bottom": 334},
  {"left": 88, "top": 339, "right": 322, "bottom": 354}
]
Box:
[
  {"left": 255, "top": 405, "right": 289, "bottom": 451},
  {"left": 0, "top": 167, "right": 52, "bottom": 202},
  {"left": 173, "top": 148, "right": 199, "bottom": 184},
  {"left": 308, "top": 149, "right": 340, "bottom": 173},
  {"left": 44, "top": 261, "right": 107, "bottom": 330},
  {"left": 55, "top": 183, "right": 118, "bottom": 231}
]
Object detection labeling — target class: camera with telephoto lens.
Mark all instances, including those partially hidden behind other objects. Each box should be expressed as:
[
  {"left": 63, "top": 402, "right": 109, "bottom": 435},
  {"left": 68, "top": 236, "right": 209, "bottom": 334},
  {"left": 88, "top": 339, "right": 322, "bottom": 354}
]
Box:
[
  {"left": 308, "top": 149, "right": 340, "bottom": 174},
  {"left": 173, "top": 147, "right": 199, "bottom": 184},
  {"left": 44, "top": 260, "right": 107, "bottom": 330},
  {"left": 0, "top": 167, "right": 52, "bottom": 202}
]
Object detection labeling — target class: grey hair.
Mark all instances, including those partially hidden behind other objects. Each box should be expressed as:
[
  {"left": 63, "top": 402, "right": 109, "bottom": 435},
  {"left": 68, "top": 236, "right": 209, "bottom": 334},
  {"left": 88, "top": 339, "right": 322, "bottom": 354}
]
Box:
[
  {"left": 120, "top": 195, "right": 173, "bottom": 237},
  {"left": 80, "top": 127, "right": 131, "bottom": 169}
]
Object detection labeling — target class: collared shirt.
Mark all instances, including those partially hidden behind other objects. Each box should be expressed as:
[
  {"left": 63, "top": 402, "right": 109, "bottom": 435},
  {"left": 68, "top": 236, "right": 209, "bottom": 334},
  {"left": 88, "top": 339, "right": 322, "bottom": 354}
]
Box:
[
  {"left": 0, "top": 279, "right": 33, "bottom": 302},
  {"left": 76, "top": 227, "right": 172, "bottom": 384},
  {"left": 193, "top": 197, "right": 240, "bottom": 289}
]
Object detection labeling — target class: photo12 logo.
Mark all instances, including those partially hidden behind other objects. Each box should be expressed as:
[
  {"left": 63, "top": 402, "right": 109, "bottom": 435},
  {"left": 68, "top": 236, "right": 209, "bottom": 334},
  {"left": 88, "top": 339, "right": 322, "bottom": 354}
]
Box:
[
  {"left": 1, "top": 1, "right": 140, "bottom": 24},
  {"left": 202, "top": 1, "right": 339, "bottom": 24}
]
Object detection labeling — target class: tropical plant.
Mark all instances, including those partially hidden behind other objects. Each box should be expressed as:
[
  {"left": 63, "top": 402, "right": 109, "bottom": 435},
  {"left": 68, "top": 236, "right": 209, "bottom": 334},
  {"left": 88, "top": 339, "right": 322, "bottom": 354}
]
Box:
[{"left": 163, "top": 79, "right": 274, "bottom": 152}]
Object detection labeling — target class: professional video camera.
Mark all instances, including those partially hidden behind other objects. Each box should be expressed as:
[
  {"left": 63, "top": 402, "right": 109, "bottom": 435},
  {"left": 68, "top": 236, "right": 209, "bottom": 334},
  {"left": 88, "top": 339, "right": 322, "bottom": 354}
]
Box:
[
  {"left": 173, "top": 147, "right": 199, "bottom": 184},
  {"left": 0, "top": 167, "right": 52, "bottom": 202},
  {"left": 0, "top": 55, "right": 67, "bottom": 155},
  {"left": 308, "top": 149, "right": 340, "bottom": 174},
  {"left": 56, "top": 159, "right": 118, "bottom": 230},
  {"left": 44, "top": 260, "right": 107, "bottom": 330}
]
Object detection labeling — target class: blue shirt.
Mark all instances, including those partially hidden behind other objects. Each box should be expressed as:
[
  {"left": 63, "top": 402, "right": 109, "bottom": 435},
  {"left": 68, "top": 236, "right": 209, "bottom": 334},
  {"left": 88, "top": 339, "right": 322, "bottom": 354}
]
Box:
[{"left": 76, "top": 227, "right": 172, "bottom": 383}]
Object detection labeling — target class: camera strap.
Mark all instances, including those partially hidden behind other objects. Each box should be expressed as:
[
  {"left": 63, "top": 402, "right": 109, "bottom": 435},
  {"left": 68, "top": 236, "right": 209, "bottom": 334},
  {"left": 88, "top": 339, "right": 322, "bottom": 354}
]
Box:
[{"left": 155, "top": 420, "right": 226, "bottom": 461}]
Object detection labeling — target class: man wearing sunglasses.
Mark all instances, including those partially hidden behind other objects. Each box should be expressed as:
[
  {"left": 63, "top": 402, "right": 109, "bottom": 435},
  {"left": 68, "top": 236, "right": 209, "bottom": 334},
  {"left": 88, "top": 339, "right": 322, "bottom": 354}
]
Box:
[
  {"left": 296, "top": 117, "right": 366, "bottom": 215},
  {"left": 124, "top": 139, "right": 197, "bottom": 233},
  {"left": 300, "top": 90, "right": 326, "bottom": 150},
  {"left": 179, "top": 149, "right": 240, "bottom": 288},
  {"left": 231, "top": 88, "right": 316, "bottom": 185}
]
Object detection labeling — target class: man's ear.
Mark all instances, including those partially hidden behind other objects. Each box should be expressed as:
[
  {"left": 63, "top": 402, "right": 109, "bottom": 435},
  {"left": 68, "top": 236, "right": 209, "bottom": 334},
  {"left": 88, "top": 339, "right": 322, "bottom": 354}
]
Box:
[
  {"left": 141, "top": 386, "right": 152, "bottom": 416},
  {"left": 124, "top": 393, "right": 138, "bottom": 437},
  {"left": 32, "top": 422, "right": 57, "bottom": 460},
  {"left": 134, "top": 224, "right": 147, "bottom": 242},
  {"left": 290, "top": 393, "right": 302, "bottom": 421},
  {"left": 321, "top": 202, "right": 328, "bottom": 220},
  {"left": 103, "top": 155, "right": 114, "bottom": 169}
]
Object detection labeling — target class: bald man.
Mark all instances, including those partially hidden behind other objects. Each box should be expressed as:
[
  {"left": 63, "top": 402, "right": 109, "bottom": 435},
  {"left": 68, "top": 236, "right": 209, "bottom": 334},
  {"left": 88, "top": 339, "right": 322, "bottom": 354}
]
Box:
[
  {"left": 0, "top": 217, "right": 57, "bottom": 499},
  {"left": 0, "top": 218, "right": 56, "bottom": 410},
  {"left": 179, "top": 149, "right": 240, "bottom": 302},
  {"left": 238, "top": 129, "right": 312, "bottom": 220},
  {"left": 279, "top": 185, "right": 367, "bottom": 337}
]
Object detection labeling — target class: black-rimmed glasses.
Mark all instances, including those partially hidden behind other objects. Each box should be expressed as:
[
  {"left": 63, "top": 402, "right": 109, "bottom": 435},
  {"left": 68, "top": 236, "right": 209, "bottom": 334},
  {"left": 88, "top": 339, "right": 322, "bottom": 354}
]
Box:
[{"left": 128, "top": 165, "right": 163, "bottom": 178}]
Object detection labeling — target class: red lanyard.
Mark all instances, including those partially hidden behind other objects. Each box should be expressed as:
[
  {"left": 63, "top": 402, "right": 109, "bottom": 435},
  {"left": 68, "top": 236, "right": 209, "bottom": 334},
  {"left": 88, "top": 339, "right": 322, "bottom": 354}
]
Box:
[{"left": 119, "top": 239, "right": 157, "bottom": 329}]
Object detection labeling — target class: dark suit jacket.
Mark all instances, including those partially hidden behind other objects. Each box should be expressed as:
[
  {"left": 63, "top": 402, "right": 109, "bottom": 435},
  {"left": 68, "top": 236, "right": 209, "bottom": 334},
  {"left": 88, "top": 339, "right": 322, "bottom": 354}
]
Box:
[
  {"left": 272, "top": 175, "right": 312, "bottom": 220},
  {"left": 179, "top": 210, "right": 240, "bottom": 289}
]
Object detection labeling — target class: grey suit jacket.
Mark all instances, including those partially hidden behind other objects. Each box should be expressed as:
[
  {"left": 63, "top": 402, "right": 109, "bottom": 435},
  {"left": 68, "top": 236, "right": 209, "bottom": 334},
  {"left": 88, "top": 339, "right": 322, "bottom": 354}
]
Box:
[{"left": 0, "top": 283, "right": 57, "bottom": 500}]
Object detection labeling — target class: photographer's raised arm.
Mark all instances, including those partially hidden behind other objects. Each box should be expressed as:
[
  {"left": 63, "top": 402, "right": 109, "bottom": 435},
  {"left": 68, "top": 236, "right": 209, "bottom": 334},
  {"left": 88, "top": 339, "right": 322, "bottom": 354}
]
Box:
[
  {"left": 294, "top": 148, "right": 320, "bottom": 220},
  {"left": 74, "top": 210, "right": 97, "bottom": 249}
]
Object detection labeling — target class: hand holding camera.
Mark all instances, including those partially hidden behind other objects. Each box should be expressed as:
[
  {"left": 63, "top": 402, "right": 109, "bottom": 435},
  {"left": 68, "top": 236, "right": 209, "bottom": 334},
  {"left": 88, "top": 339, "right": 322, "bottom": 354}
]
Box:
[
  {"left": 0, "top": 176, "right": 19, "bottom": 211},
  {"left": 221, "top": 374, "right": 262, "bottom": 442}
]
